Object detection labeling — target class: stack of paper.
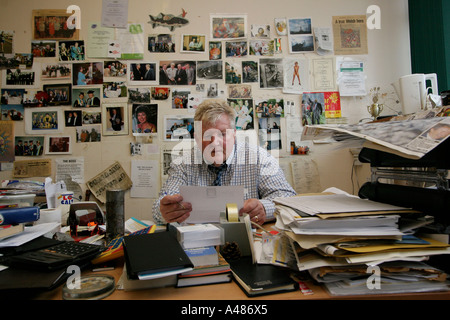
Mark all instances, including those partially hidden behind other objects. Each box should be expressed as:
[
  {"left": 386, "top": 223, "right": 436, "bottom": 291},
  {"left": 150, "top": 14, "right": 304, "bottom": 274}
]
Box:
[{"left": 274, "top": 190, "right": 450, "bottom": 296}]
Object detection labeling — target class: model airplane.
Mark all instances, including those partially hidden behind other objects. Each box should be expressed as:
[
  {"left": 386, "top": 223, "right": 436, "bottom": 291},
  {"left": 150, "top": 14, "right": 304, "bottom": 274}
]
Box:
[{"left": 149, "top": 9, "right": 189, "bottom": 31}]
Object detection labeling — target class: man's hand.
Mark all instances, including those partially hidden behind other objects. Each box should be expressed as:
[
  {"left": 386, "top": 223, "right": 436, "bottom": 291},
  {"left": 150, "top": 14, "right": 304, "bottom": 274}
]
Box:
[
  {"left": 239, "top": 198, "right": 266, "bottom": 224},
  {"left": 160, "top": 194, "right": 192, "bottom": 223}
]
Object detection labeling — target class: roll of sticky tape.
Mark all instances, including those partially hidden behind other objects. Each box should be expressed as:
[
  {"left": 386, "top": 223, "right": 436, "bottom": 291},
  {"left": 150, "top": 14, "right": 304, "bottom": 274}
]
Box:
[{"left": 226, "top": 203, "right": 239, "bottom": 222}]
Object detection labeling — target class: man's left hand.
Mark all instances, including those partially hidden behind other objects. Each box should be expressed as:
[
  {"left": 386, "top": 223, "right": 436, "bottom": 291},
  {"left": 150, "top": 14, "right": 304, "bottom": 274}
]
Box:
[{"left": 240, "top": 198, "right": 266, "bottom": 225}]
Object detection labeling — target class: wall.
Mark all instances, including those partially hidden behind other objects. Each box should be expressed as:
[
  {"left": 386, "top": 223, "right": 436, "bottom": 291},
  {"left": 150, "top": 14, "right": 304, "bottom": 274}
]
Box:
[{"left": 0, "top": 0, "right": 411, "bottom": 222}]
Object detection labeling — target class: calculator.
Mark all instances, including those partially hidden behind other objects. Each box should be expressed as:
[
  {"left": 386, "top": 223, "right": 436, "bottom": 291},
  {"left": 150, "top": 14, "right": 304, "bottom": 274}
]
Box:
[
  {"left": 91, "top": 225, "right": 156, "bottom": 265},
  {"left": 10, "top": 241, "right": 103, "bottom": 271}
]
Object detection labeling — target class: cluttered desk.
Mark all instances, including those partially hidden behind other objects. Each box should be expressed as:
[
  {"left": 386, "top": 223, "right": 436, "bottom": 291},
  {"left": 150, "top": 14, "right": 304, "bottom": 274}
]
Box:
[{"left": 1, "top": 116, "right": 450, "bottom": 300}]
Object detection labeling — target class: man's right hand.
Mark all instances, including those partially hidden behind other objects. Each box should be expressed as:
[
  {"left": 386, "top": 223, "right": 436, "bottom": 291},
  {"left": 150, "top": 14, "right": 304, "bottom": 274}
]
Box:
[{"left": 160, "top": 194, "right": 192, "bottom": 223}]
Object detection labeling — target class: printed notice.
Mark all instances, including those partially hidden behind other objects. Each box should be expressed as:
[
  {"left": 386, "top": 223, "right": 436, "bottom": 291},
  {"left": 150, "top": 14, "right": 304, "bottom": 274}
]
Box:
[{"left": 131, "top": 160, "right": 159, "bottom": 198}]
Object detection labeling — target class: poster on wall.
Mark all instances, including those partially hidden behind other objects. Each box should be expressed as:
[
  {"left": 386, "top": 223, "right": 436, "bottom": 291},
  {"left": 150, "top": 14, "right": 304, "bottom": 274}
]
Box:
[{"left": 332, "top": 15, "right": 368, "bottom": 55}]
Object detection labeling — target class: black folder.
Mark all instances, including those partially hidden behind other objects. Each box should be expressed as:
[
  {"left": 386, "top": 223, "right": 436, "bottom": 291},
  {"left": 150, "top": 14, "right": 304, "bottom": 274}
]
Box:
[
  {"left": 228, "top": 256, "right": 298, "bottom": 297},
  {"left": 123, "top": 231, "right": 194, "bottom": 280}
]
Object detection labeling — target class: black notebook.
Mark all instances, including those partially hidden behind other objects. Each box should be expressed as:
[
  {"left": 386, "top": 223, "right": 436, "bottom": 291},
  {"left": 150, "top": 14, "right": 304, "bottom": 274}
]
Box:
[
  {"left": 229, "top": 257, "right": 298, "bottom": 297},
  {"left": 123, "top": 231, "right": 194, "bottom": 280}
]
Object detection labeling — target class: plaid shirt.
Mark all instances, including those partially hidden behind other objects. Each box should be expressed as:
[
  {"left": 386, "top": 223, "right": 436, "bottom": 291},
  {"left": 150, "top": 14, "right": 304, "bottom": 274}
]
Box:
[{"left": 152, "top": 142, "right": 296, "bottom": 223}]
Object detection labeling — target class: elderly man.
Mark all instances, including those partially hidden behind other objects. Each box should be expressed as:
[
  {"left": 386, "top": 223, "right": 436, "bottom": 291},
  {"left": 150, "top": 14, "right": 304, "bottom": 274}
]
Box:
[{"left": 152, "top": 99, "right": 296, "bottom": 225}]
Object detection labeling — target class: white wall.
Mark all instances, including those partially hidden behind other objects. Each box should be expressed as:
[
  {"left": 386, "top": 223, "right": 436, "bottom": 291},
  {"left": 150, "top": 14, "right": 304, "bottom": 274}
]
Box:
[{"left": 0, "top": 0, "right": 411, "bottom": 222}]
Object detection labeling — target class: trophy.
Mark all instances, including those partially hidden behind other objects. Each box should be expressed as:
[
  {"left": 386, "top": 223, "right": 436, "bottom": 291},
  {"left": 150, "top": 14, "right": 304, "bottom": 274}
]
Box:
[{"left": 367, "top": 103, "right": 383, "bottom": 120}]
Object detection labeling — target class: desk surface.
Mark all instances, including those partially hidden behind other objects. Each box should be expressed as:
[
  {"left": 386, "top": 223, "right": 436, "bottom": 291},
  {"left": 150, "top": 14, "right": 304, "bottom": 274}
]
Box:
[{"left": 34, "top": 259, "right": 450, "bottom": 300}]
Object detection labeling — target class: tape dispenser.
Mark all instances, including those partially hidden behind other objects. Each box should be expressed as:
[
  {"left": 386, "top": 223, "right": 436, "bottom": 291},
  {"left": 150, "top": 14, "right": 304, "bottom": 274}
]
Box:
[{"left": 219, "top": 203, "right": 253, "bottom": 257}]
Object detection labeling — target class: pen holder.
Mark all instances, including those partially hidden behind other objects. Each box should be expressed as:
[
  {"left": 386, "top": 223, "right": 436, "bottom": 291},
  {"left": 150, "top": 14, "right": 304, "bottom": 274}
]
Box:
[{"left": 105, "top": 189, "right": 125, "bottom": 242}]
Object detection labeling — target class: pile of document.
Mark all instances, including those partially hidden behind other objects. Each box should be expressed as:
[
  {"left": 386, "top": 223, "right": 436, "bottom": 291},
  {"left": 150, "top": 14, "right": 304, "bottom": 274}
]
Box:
[{"left": 274, "top": 190, "right": 450, "bottom": 296}]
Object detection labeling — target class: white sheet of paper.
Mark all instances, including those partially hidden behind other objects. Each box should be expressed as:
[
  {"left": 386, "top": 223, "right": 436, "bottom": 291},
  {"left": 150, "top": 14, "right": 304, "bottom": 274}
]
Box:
[
  {"left": 130, "top": 160, "right": 159, "bottom": 198},
  {"left": 180, "top": 185, "right": 244, "bottom": 223}
]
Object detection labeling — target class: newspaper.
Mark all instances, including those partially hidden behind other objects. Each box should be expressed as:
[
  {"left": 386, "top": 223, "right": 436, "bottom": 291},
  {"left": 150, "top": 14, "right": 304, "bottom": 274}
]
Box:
[
  {"left": 86, "top": 161, "right": 132, "bottom": 203},
  {"left": 301, "top": 114, "right": 450, "bottom": 159}
]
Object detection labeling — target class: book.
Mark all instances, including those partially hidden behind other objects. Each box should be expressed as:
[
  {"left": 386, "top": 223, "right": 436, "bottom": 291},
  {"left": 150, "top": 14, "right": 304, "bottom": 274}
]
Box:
[
  {"left": 228, "top": 256, "right": 298, "bottom": 297},
  {"left": 184, "top": 246, "right": 218, "bottom": 267},
  {"left": 0, "top": 224, "right": 24, "bottom": 240},
  {"left": 123, "top": 231, "right": 194, "bottom": 280},
  {"left": 176, "top": 273, "right": 232, "bottom": 287},
  {"left": 179, "top": 253, "right": 230, "bottom": 277},
  {"left": 0, "top": 206, "right": 40, "bottom": 225}
]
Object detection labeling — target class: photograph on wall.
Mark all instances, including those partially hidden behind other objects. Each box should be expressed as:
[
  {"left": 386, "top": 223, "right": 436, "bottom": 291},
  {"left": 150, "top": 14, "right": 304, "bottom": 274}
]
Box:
[
  {"left": 209, "top": 41, "right": 222, "bottom": 60},
  {"left": 2, "top": 89, "right": 25, "bottom": 105},
  {"left": 172, "top": 87, "right": 191, "bottom": 109},
  {"left": 255, "top": 98, "right": 284, "bottom": 118},
  {"left": 181, "top": 34, "right": 206, "bottom": 53},
  {"left": 164, "top": 115, "right": 195, "bottom": 141},
  {"left": 148, "top": 34, "right": 176, "bottom": 53},
  {"left": 132, "top": 103, "right": 158, "bottom": 135},
  {"left": 301, "top": 92, "right": 326, "bottom": 125},
  {"left": 76, "top": 124, "right": 102, "bottom": 143},
  {"left": 41, "top": 63, "right": 71, "bottom": 81},
  {"left": 103, "top": 60, "right": 127, "bottom": 81},
  {"left": 72, "top": 62, "right": 103, "bottom": 86},
  {"left": 46, "top": 136, "right": 72, "bottom": 154},
  {"left": 0, "top": 120, "right": 14, "bottom": 162},
  {"left": 250, "top": 24, "right": 270, "bottom": 38},
  {"left": 22, "top": 89, "right": 48, "bottom": 107},
  {"left": 64, "top": 110, "right": 82, "bottom": 126},
  {"left": 332, "top": 15, "right": 368, "bottom": 55},
  {"left": 58, "top": 40, "right": 85, "bottom": 61},
  {"left": 242, "top": 60, "right": 258, "bottom": 83},
  {"left": 225, "top": 41, "right": 248, "bottom": 58},
  {"left": 128, "top": 62, "right": 157, "bottom": 84},
  {"left": 32, "top": 9, "right": 79, "bottom": 40},
  {"left": 102, "top": 103, "right": 128, "bottom": 135},
  {"left": 25, "top": 107, "right": 63, "bottom": 134},
  {"left": 31, "top": 40, "right": 57, "bottom": 58},
  {"left": 14, "top": 136, "right": 44, "bottom": 156},
  {"left": 211, "top": 15, "right": 247, "bottom": 40},
  {"left": 1, "top": 104, "right": 24, "bottom": 121},
  {"left": 283, "top": 57, "right": 310, "bottom": 94},
  {"left": 151, "top": 87, "right": 170, "bottom": 100},
  {"left": 228, "top": 84, "right": 252, "bottom": 99},
  {"left": 43, "top": 83, "right": 71, "bottom": 106},
  {"left": 274, "top": 18, "right": 287, "bottom": 36},
  {"left": 225, "top": 61, "right": 242, "bottom": 84},
  {"left": 72, "top": 88, "right": 101, "bottom": 108},
  {"left": 196, "top": 60, "right": 223, "bottom": 80},
  {"left": 2, "top": 67, "right": 38, "bottom": 88},
  {"left": 103, "top": 81, "right": 127, "bottom": 99},
  {"left": 82, "top": 109, "right": 101, "bottom": 125},
  {"left": 288, "top": 17, "right": 314, "bottom": 53},
  {"left": 249, "top": 39, "right": 274, "bottom": 56},
  {"left": 159, "top": 60, "right": 196, "bottom": 85},
  {"left": 258, "top": 116, "right": 282, "bottom": 150},
  {"left": 259, "top": 58, "right": 283, "bottom": 89},
  {"left": 128, "top": 88, "right": 151, "bottom": 103},
  {"left": 228, "top": 98, "right": 254, "bottom": 130},
  {"left": 0, "top": 30, "right": 14, "bottom": 54},
  {"left": 0, "top": 53, "right": 33, "bottom": 70}
]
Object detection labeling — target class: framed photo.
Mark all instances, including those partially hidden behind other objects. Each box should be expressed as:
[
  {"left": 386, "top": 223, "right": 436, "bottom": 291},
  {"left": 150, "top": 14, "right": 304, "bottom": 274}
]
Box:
[
  {"left": 131, "top": 103, "right": 158, "bottom": 135},
  {"left": 43, "top": 83, "right": 71, "bottom": 106},
  {"left": 32, "top": 9, "right": 79, "bottom": 40},
  {"left": 46, "top": 136, "right": 72, "bottom": 154},
  {"left": 164, "top": 115, "right": 195, "bottom": 141},
  {"left": 41, "top": 63, "right": 71, "bottom": 81},
  {"left": 102, "top": 103, "right": 128, "bottom": 135},
  {"left": 128, "top": 62, "right": 157, "bottom": 84},
  {"left": 14, "top": 136, "right": 44, "bottom": 156},
  {"left": 210, "top": 15, "right": 247, "bottom": 40},
  {"left": 72, "top": 62, "right": 103, "bottom": 86},
  {"left": 181, "top": 34, "right": 206, "bottom": 53},
  {"left": 25, "top": 107, "right": 63, "bottom": 134}
]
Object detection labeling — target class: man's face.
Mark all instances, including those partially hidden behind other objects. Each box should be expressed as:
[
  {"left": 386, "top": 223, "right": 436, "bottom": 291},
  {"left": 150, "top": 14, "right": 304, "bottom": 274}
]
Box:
[{"left": 197, "top": 114, "right": 235, "bottom": 166}]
